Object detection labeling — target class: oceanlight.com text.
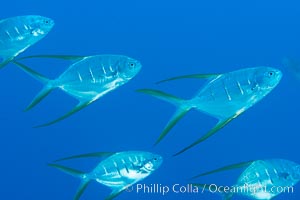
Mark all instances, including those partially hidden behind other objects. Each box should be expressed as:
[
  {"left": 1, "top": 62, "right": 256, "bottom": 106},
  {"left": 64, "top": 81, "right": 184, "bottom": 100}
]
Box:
[
  {"left": 125, "top": 183, "right": 295, "bottom": 196},
  {"left": 206, "top": 183, "right": 294, "bottom": 195}
]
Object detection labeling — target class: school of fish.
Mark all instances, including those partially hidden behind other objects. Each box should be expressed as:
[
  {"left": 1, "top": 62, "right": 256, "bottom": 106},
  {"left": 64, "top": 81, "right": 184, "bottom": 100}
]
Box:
[{"left": 1, "top": 15, "right": 298, "bottom": 200}]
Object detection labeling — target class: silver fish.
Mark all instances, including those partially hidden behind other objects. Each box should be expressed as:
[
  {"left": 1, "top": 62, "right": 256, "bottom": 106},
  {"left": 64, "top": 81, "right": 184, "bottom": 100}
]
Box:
[
  {"left": 137, "top": 67, "right": 282, "bottom": 155},
  {"left": 192, "top": 159, "right": 300, "bottom": 200},
  {"left": 13, "top": 54, "right": 142, "bottom": 127},
  {"left": 49, "top": 151, "right": 163, "bottom": 200},
  {"left": 0, "top": 15, "right": 54, "bottom": 68}
]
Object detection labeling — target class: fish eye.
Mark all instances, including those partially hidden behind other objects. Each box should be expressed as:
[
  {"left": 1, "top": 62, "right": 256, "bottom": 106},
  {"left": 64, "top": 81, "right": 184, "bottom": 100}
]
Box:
[
  {"left": 153, "top": 157, "right": 157, "bottom": 161},
  {"left": 268, "top": 71, "right": 275, "bottom": 77},
  {"left": 279, "top": 172, "right": 290, "bottom": 179},
  {"left": 128, "top": 62, "right": 136, "bottom": 68}
]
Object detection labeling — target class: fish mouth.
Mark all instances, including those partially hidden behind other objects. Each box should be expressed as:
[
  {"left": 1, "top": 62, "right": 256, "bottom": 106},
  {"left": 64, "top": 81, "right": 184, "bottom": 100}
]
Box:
[
  {"left": 48, "top": 18, "right": 55, "bottom": 26},
  {"left": 261, "top": 68, "right": 283, "bottom": 89},
  {"left": 275, "top": 69, "right": 283, "bottom": 81},
  {"left": 42, "top": 17, "right": 55, "bottom": 31},
  {"left": 154, "top": 155, "right": 164, "bottom": 166}
]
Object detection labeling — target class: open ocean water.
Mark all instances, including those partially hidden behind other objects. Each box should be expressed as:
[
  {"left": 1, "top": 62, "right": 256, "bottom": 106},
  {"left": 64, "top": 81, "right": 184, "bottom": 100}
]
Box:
[{"left": 1, "top": 0, "right": 300, "bottom": 199}]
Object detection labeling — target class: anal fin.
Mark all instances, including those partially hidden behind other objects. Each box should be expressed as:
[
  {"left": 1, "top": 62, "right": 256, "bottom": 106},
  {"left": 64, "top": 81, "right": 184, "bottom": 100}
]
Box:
[
  {"left": 174, "top": 114, "right": 239, "bottom": 156},
  {"left": 35, "top": 100, "right": 94, "bottom": 128},
  {"left": 105, "top": 187, "right": 126, "bottom": 200}
]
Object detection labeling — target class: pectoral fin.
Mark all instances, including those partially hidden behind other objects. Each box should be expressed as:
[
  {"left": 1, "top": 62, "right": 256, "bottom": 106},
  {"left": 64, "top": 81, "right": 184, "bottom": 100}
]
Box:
[
  {"left": 35, "top": 101, "right": 94, "bottom": 128},
  {"left": 16, "top": 54, "right": 85, "bottom": 61},
  {"left": 174, "top": 114, "right": 239, "bottom": 156},
  {"left": 156, "top": 73, "right": 221, "bottom": 84},
  {"left": 191, "top": 160, "right": 255, "bottom": 179},
  {"left": 54, "top": 152, "right": 115, "bottom": 162}
]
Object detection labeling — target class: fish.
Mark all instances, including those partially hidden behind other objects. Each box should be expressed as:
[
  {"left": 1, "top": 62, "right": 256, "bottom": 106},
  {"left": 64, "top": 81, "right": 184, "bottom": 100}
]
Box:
[
  {"left": 49, "top": 151, "right": 163, "bottom": 200},
  {"left": 0, "top": 15, "right": 54, "bottom": 68},
  {"left": 137, "top": 67, "right": 282, "bottom": 156},
  {"left": 192, "top": 159, "right": 300, "bottom": 200},
  {"left": 13, "top": 54, "right": 142, "bottom": 127}
]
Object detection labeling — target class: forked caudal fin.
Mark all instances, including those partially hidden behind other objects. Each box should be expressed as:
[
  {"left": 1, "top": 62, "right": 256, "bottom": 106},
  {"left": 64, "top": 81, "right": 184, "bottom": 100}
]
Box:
[
  {"left": 50, "top": 151, "right": 125, "bottom": 200},
  {"left": 0, "top": 57, "right": 14, "bottom": 69},
  {"left": 48, "top": 163, "right": 91, "bottom": 200},
  {"left": 12, "top": 61, "right": 54, "bottom": 111},
  {"left": 12, "top": 60, "right": 56, "bottom": 111},
  {"left": 13, "top": 61, "right": 94, "bottom": 127},
  {"left": 136, "top": 89, "right": 192, "bottom": 145}
]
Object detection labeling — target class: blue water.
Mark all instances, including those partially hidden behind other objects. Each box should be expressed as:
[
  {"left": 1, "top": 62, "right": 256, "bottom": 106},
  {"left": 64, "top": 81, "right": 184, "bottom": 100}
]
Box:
[{"left": 1, "top": 0, "right": 300, "bottom": 199}]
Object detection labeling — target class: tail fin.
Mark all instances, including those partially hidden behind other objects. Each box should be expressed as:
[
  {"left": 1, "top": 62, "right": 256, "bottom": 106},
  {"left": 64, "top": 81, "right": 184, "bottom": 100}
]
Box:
[
  {"left": 155, "top": 107, "right": 191, "bottom": 145},
  {"left": 12, "top": 61, "right": 55, "bottom": 111},
  {"left": 12, "top": 61, "right": 49, "bottom": 83},
  {"left": 0, "top": 57, "right": 14, "bottom": 69},
  {"left": 48, "top": 163, "right": 91, "bottom": 200},
  {"left": 137, "top": 89, "right": 192, "bottom": 145},
  {"left": 137, "top": 89, "right": 185, "bottom": 106}
]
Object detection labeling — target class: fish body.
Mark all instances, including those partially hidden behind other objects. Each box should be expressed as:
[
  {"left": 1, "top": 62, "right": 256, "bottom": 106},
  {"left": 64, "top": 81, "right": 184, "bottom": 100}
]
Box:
[
  {"left": 192, "top": 159, "right": 300, "bottom": 200},
  {"left": 138, "top": 67, "right": 282, "bottom": 155},
  {"left": 91, "top": 151, "right": 162, "bottom": 188},
  {"left": 55, "top": 55, "right": 139, "bottom": 101},
  {"left": 234, "top": 159, "right": 300, "bottom": 200},
  {"left": 191, "top": 67, "right": 281, "bottom": 118},
  {"left": 14, "top": 54, "right": 142, "bottom": 127},
  {"left": 49, "top": 151, "right": 163, "bottom": 200},
  {"left": 0, "top": 15, "right": 54, "bottom": 68}
]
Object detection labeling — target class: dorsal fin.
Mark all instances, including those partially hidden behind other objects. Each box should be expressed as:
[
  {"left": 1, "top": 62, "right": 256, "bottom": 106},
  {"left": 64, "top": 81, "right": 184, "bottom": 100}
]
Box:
[
  {"left": 156, "top": 73, "right": 220, "bottom": 84},
  {"left": 54, "top": 152, "right": 115, "bottom": 162},
  {"left": 191, "top": 160, "right": 255, "bottom": 179},
  {"left": 15, "top": 54, "right": 86, "bottom": 62}
]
